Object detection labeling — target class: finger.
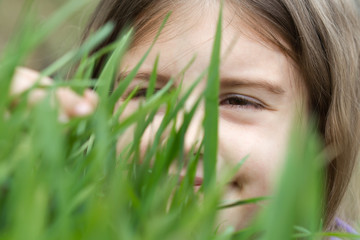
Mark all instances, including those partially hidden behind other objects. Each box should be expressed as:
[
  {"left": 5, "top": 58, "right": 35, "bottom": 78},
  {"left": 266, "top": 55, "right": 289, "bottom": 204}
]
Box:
[
  {"left": 84, "top": 89, "right": 99, "bottom": 108},
  {"left": 11, "top": 67, "right": 52, "bottom": 96},
  {"left": 11, "top": 67, "right": 97, "bottom": 120},
  {"left": 56, "top": 88, "right": 95, "bottom": 118},
  {"left": 28, "top": 89, "right": 48, "bottom": 107}
]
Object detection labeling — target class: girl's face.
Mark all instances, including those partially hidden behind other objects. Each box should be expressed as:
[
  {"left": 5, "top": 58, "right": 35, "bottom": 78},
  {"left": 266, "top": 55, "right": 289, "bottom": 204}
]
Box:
[{"left": 116, "top": 6, "right": 307, "bottom": 229}]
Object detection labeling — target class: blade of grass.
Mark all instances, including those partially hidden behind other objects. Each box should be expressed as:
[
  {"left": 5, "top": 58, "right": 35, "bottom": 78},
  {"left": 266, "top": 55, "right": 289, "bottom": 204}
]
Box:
[
  {"left": 203, "top": 2, "right": 222, "bottom": 191},
  {"left": 260, "top": 123, "right": 324, "bottom": 240},
  {"left": 139, "top": 71, "right": 204, "bottom": 170},
  {"left": 218, "top": 197, "right": 269, "bottom": 210},
  {"left": 168, "top": 98, "right": 203, "bottom": 210},
  {"left": 42, "top": 23, "right": 114, "bottom": 77},
  {"left": 146, "top": 54, "right": 160, "bottom": 99},
  {"left": 109, "top": 12, "right": 171, "bottom": 108},
  {"left": 29, "top": 0, "right": 91, "bottom": 50},
  {"left": 113, "top": 77, "right": 175, "bottom": 132},
  {"left": 96, "top": 29, "right": 133, "bottom": 103}
]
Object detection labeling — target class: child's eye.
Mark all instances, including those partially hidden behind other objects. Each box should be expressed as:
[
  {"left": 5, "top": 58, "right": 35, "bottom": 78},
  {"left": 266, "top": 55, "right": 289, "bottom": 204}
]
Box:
[
  {"left": 130, "top": 89, "right": 264, "bottom": 110},
  {"left": 132, "top": 88, "right": 148, "bottom": 99},
  {"left": 131, "top": 88, "right": 161, "bottom": 99},
  {"left": 219, "top": 94, "right": 265, "bottom": 110}
]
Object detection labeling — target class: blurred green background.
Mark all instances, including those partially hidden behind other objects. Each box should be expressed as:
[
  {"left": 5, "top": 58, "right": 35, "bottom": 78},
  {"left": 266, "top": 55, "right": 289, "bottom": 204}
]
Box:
[{"left": 0, "top": 0, "right": 98, "bottom": 71}]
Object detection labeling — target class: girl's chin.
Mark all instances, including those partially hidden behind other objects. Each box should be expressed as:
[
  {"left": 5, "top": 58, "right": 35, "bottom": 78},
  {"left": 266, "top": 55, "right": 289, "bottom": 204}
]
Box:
[{"left": 216, "top": 202, "right": 259, "bottom": 231}]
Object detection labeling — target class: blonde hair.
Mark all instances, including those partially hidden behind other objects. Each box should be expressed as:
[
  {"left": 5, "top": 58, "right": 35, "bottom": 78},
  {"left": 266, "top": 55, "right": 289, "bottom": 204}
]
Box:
[
  {"left": 83, "top": 0, "right": 360, "bottom": 229},
  {"left": 227, "top": 0, "right": 360, "bottom": 229}
]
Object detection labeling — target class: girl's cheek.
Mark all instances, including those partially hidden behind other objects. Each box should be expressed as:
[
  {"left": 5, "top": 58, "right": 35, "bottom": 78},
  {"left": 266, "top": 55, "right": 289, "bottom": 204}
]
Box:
[
  {"left": 114, "top": 100, "right": 140, "bottom": 118},
  {"left": 115, "top": 111, "right": 166, "bottom": 160},
  {"left": 216, "top": 114, "right": 291, "bottom": 227},
  {"left": 116, "top": 125, "right": 135, "bottom": 156},
  {"left": 115, "top": 100, "right": 141, "bottom": 157}
]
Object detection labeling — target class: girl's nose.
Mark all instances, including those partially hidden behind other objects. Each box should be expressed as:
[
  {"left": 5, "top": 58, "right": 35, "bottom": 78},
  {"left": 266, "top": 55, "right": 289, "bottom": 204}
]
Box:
[{"left": 183, "top": 106, "right": 204, "bottom": 156}]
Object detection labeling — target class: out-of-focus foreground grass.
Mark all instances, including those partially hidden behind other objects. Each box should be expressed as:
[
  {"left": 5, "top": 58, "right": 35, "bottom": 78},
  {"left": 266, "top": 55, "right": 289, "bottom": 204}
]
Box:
[{"left": 0, "top": 0, "right": 97, "bottom": 70}]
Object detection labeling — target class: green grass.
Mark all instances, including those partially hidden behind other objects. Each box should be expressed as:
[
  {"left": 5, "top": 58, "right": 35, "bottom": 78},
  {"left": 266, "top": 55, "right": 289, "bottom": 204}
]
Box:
[{"left": 0, "top": 1, "right": 359, "bottom": 239}]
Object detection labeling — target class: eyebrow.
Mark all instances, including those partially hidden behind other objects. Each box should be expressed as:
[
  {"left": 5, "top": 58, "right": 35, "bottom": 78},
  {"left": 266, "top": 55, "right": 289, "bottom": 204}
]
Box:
[
  {"left": 119, "top": 72, "right": 171, "bottom": 85},
  {"left": 120, "top": 71, "right": 285, "bottom": 95},
  {"left": 220, "top": 78, "right": 285, "bottom": 95}
]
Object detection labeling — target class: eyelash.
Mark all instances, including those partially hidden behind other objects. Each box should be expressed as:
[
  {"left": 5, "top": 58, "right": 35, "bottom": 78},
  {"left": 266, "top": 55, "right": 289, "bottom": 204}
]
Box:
[
  {"left": 130, "top": 88, "right": 265, "bottom": 110},
  {"left": 219, "top": 94, "right": 265, "bottom": 110},
  {"left": 132, "top": 88, "right": 150, "bottom": 99}
]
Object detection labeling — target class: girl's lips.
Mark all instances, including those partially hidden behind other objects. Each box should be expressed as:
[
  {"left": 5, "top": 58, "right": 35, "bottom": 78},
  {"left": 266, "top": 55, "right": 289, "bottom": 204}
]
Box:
[
  {"left": 178, "top": 175, "right": 204, "bottom": 186},
  {"left": 194, "top": 176, "right": 203, "bottom": 186}
]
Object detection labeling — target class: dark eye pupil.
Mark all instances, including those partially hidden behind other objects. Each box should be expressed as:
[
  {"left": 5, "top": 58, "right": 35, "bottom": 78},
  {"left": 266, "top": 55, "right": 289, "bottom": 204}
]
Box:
[
  {"left": 133, "top": 89, "right": 148, "bottom": 98},
  {"left": 228, "top": 97, "right": 247, "bottom": 105}
]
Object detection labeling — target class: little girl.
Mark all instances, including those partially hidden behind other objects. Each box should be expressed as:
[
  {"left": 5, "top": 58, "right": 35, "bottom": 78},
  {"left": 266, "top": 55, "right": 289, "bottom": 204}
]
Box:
[{"left": 13, "top": 0, "right": 360, "bottom": 233}]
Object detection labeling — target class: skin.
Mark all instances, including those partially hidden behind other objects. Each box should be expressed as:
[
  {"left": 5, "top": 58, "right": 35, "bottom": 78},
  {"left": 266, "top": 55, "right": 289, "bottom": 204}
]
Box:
[{"left": 116, "top": 4, "right": 307, "bottom": 229}]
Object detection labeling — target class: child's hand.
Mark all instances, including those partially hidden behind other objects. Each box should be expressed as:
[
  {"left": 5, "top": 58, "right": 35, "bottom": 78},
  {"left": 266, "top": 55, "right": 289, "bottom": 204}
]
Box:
[{"left": 11, "top": 67, "right": 98, "bottom": 122}]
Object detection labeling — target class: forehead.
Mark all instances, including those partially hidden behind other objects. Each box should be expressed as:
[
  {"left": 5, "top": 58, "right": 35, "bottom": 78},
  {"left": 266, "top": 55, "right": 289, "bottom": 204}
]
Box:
[
  {"left": 126, "top": 19, "right": 294, "bottom": 81},
  {"left": 121, "top": 4, "right": 302, "bottom": 99}
]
